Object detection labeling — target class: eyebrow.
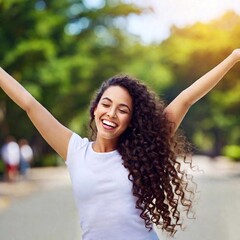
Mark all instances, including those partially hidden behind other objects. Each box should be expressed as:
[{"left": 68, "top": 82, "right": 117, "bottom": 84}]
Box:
[{"left": 101, "top": 97, "right": 131, "bottom": 112}]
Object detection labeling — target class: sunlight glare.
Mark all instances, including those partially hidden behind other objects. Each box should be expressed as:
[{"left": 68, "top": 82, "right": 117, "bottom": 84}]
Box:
[{"left": 126, "top": 0, "right": 240, "bottom": 43}]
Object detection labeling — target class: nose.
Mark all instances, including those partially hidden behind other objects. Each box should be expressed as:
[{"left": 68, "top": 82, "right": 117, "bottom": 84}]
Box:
[{"left": 107, "top": 107, "right": 117, "bottom": 118}]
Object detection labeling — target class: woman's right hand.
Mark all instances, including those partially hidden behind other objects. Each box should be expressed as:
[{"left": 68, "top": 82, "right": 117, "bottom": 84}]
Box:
[{"left": 0, "top": 67, "right": 72, "bottom": 160}]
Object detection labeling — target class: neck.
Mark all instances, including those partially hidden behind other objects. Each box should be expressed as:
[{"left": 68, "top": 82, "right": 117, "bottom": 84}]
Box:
[{"left": 93, "top": 137, "right": 118, "bottom": 153}]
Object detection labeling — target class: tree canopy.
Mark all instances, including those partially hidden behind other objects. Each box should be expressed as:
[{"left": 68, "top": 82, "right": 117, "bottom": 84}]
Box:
[
  {"left": 0, "top": 1, "right": 239, "bottom": 160},
  {"left": 0, "top": 0, "right": 144, "bottom": 148}
]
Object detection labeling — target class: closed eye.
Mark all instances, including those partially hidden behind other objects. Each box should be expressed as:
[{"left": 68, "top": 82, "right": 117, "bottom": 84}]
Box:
[
  {"left": 101, "top": 103, "right": 110, "bottom": 107},
  {"left": 119, "top": 109, "right": 128, "bottom": 114}
]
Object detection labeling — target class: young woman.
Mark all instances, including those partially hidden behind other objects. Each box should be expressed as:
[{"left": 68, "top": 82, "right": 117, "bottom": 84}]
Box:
[{"left": 0, "top": 49, "right": 239, "bottom": 240}]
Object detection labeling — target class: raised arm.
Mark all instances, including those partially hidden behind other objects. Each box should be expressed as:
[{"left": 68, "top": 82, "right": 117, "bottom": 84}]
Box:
[
  {"left": 0, "top": 67, "right": 72, "bottom": 160},
  {"left": 164, "top": 49, "right": 240, "bottom": 133}
]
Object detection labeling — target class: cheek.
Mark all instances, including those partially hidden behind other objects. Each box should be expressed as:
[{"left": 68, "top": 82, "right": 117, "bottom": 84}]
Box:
[
  {"left": 121, "top": 115, "right": 132, "bottom": 126},
  {"left": 94, "top": 106, "right": 104, "bottom": 117}
]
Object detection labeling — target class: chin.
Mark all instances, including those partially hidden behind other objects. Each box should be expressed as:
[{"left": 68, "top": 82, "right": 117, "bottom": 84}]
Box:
[
  {"left": 101, "top": 134, "right": 119, "bottom": 141},
  {"left": 97, "top": 131, "right": 120, "bottom": 141}
]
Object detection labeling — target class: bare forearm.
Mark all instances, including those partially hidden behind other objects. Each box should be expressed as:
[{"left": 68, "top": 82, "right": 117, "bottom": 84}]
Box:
[
  {"left": 0, "top": 67, "right": 72, "bottom": 159},
  {"left": 165, "top": 49, "right": 240, "bottom": 133},
  {"left": 183, "top": 50, "right": 240, "bottom": 106},
  {"left": 0, "top": 67, "right": 34, "bottom": 111}
]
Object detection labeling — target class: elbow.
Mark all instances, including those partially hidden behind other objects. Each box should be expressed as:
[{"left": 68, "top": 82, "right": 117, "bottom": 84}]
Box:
[
  {"left": 184, "top": 99, "right": 193, "bottom": 110},
  {"left": 22, "top": 94, "right": 37, "bottom": 114},
  {"left": 180, "top": 90, "right": 194, "bottom": 109}
]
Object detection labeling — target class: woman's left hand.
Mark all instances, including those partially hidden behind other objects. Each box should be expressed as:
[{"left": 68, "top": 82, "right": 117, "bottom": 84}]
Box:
[{"left": 231, "top": 49, "right": 240, "bottom": 62}]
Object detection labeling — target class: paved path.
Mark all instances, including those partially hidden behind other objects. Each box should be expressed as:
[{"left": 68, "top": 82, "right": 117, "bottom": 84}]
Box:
[
  {"left": 0, "top": 167, "right": 81, "bottom": 240},
  {"left": 158, "top": 176, "right": 240, "bottom": 240},
  {"left": 0, "top": 157, "right": 240, "bottom": 240},
  {"left": 0, "top": 186, "right": 81, "bottom": 240},
  {"left": 157, "top": 156, "right": 240, "bottom": 240}
]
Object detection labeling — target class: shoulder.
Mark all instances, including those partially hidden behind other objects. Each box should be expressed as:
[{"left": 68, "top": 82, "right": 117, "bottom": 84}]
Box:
[
  {"left": 68, "top": 132, "right": 89, "bottom": 152},
  {"left": 66, "top": 133, "right": 90, "bottom": 164}
]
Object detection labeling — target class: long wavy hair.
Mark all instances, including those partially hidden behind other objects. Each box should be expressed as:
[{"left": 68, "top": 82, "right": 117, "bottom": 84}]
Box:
[{"left": 89, "top": 74, "right": 196, "bottom": 236}]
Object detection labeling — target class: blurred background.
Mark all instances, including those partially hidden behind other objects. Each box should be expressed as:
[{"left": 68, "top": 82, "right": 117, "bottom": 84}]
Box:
[{"left": 0, "top": 0, "right": 240, "bottom": 239}]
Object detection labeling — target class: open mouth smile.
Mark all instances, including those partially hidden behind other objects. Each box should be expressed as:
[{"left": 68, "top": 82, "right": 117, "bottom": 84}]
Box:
[{"left": 102, "top": 119, "right": 118, "bottom": 129}]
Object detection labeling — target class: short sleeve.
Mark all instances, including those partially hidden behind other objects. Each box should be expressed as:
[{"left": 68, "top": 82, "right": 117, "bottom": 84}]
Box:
[{"left": 65, "top": 132, "right": 89, "bottom": 166}]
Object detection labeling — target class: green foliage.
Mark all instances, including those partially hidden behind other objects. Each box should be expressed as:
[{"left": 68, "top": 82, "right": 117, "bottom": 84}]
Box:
[
  {"left": 156, "top": 11, "right": 240, "bottom": 156},
  {"left": 0, "top": 160, "right": 5, "bottom": 176},
  {"left": 0, "top": 0, "right": 239, "bottom": 163},
  {"left": 0, "top": 0, "right": 145, "bottom": 161},
  {"left": 223, "top": 145, "right": 240, "bottom": 161},
  {"left": 33, "top": 154, "right": 63, "bottom": 167}
]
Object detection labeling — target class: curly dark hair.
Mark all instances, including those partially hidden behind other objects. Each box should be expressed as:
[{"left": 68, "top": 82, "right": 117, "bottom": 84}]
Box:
[{"left": 89, "top": 74, "right": 196, "bottom": 236}]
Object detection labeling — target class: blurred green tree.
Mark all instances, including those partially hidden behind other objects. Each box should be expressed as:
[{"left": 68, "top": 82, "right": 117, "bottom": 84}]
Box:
[
  {"left": 0, "top": 1, "right": 239, "bottom": 161},
  {"left": 154, "top": 11, "right": 240, "bottom": 156},
  {"left": 0, "top": 0, "right": 145, "bottom": 159}
]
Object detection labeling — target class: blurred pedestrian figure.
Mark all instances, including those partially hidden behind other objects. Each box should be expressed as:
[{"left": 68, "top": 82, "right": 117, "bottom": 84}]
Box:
[
  {"left": 1, "top": 136, "right": 20, "bottom": 182},
  {"left": 18, "top": 139, "right": 33, "bottom": 178}
]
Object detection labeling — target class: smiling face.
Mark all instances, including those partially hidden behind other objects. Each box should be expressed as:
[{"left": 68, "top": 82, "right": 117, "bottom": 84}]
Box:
[{"left": 94, "top": 86, "right": 133, "bottom": 145}]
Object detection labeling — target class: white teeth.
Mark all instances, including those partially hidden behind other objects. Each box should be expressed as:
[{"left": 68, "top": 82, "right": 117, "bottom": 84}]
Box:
[{"left": 102, "top": 120, "right": 117, "bottom": 127}]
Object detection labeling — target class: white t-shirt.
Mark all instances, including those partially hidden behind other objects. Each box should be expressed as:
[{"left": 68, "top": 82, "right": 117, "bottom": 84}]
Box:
[
  {"left": 66, "top": 133, "right": 159, "bottom": 240},
  {"left": 20, "top": 145, "right": 33, "bottom": 162},
  {"left": 1, "top": 141, "right": 20, "bottom": 165}
]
